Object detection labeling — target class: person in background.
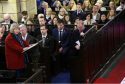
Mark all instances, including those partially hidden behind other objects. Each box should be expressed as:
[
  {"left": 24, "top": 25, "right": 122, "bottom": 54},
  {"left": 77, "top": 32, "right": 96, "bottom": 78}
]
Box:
[
  {"left": 107, "top": 9, "right": 116, "bottom": 20},
  {"left": 64, "top": 14, "right": 71, "bottom": 24},
  {"left": 0, "top": 24, "right": 8, "bottom": 69},
  {"left": 67, "top": 0, "right": 77, "bottom": 11},
  {"left": 116, "top": 1, "right": 125, "bottom": 11},
  {"left": 37, "top": 1, "right": 49, "bottom": 14},
  {"left": 20, "top": 11, "right": 29, "bottom": 24},
  {"left": 33, "top": 16, "right": 46, "bottom": 37},
  {"left": 92, "top": 5, "right": 100, "bottom": 22},
  {"left": 0, "top": 24, "right": 8, "bottom": 46},
  {"left": 82, "top": 0, "right": 92, "bottom": 11},
  {"left": 5, "top": 23, "right": 29, "bottom": 78},
  {"left": 58, "top": 7, "right": 67, "bottom": 20},
  {"left": 48, "top": 12, "right": 56, "bottom": 24},
  {"left": 84, "top": 13, "right": 96, "bottom": 25},
  {"left": 72, "top": 3, "right": 86, "bottom": 22},
  {"left": 0, "top": 13, "right": 15, "bottom": 32},
  {"left": 98, "top": 13, "right": 109, "bottom": 24},
  {"left": 52, "top": 0, "right": 62, "bottom": 11},
  {"left": 52, "top": 16, "right": 58, "bottom": 25},
  {"left": 108, "top": 1, "right": 116, "bottom": 10}
]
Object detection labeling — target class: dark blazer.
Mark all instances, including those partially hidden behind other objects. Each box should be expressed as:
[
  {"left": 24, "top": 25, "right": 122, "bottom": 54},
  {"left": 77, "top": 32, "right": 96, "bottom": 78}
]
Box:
[
  {"left": 22, "top": 34, "right": 38, "bottom": 63},
  {"left": 25, "top": 34, "right": 37, "bottom": 44},
  {"left": 0, "top": 31, "right": 8, "bottom": 46},
  {"left": 52, "top": 28, "right": 71, "bottom": 49},
  {"left": 37, "top": 34, "right": 55, "bottom": 82},
  {"left": 37, "top": 34, "right": 55, "bottom": 56},
  {"left": 97, "top": 19, "right": 109, "bottom": 24},
  {"left": 52, "top": 28, "right": 71, "bottom": 57},
  {"left": 71, "top": 10, "right": 86, "bottom": 22},
  {"left": 5, "top": 33, "right": 29, "bottom": 69},
  {"left": 72, "top": 28, "right": 87, "bottom": 43},
  {"left": 37, "top": 7, "right": 46, "bottom": 14}
]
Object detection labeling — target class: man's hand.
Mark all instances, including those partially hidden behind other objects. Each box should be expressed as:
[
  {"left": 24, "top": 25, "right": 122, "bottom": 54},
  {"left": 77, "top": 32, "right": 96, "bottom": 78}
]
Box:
[
  {"left": 75, "top": 45, "right": 80, "bottom": 50},
  {"left": 80, "top": 32, "right": 85, "bottom": 37},
  {"left": 59, "top": 47, "right": 63, "bottom": 53}
]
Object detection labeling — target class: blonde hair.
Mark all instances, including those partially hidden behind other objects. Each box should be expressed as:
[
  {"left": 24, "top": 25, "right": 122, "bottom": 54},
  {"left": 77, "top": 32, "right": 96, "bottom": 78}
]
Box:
[{"left": 9, "top": 23, "right": 19, "bottom": 33}]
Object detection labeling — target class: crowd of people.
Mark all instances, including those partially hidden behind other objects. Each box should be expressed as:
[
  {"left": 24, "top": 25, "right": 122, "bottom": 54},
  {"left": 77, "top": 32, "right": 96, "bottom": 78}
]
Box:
[{"left": 0, "top": 0, "right": 125, "bottom": 83}]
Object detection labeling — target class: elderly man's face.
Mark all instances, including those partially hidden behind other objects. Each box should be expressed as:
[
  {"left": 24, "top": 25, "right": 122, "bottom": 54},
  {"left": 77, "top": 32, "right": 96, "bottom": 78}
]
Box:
[{"left": 20, "top": 27, "right": 27, "bottom": 35}]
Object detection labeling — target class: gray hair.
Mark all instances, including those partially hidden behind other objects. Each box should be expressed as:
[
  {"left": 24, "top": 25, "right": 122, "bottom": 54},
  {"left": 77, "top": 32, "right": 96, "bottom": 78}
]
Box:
[
  {"left": 19, "top": 24, "right": 27, "bottom": 29},
  {"left": 9, "top": 23, "right": 19, "bottom": 33}
]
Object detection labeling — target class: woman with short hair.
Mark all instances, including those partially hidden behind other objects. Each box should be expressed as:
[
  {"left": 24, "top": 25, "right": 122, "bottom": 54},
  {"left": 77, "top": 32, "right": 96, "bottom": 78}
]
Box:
[{"left": 5, "top": 23, "right": 29, "bottom": 78}]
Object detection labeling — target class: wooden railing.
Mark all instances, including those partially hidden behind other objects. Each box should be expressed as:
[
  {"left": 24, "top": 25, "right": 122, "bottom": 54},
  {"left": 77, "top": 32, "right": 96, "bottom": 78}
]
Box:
[{"left": 78, "top": 9, "right": 125, "bottom": 82}]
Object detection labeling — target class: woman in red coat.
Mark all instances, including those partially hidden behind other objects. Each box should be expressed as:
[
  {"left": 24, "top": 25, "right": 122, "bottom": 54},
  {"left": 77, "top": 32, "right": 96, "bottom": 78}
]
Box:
[{"left": 5, "top": 23, "right": 29, "bottom": 77}]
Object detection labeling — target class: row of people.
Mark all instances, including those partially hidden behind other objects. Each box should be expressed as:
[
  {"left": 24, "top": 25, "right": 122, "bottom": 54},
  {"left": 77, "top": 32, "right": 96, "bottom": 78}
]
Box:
[{"left": 0, "top": 18, "right": 88, "bottom": 82}]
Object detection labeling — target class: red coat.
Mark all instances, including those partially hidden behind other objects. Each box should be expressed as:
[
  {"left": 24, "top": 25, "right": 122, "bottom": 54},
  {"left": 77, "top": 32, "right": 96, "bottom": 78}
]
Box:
[{"left": 5, "top": 33, "right": 29, "bottom": 70}]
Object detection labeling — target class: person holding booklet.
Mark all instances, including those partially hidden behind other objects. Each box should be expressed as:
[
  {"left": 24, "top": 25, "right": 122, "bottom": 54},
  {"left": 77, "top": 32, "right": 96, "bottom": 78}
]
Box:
[{"left": 5, "top": 23, "right": 29, "bottom": 78}]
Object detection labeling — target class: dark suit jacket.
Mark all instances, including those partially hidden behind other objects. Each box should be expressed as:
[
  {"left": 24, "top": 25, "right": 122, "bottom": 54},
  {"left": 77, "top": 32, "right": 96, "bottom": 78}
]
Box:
[
  {"left": 71, "top": 10, "right": 86, "bottom": 22},
  {"left": 37, "top": 34, "right": 55, "bottom": 82},
  {"left": 37, "top": 7, "right": 46, "bottom": 14},
  {"left": 25, "top": 34, "right": 37, "bottom": 44},
  {"left": 52, "top": 28, "right": 71, "bottom": 49},
  {"left": 23, "top": 34, "right": 39, "bottom": 62},
  {"left": 37, "top": 34, "right": 55, "bottom": 54}
]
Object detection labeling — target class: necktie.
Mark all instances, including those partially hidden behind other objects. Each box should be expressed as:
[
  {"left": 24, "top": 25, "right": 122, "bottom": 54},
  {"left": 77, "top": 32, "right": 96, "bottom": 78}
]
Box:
[
  {"left": 15, "top": 35, "right": 29, "bottom": 63},
  {"left": 42, "top": 37, "right": 46, "bottom": 47},
  {"left": 59, "top": 31, "right": 62, "bottom": 41},
  {"left": 16, "top": 35, "right": 24, "bottom": 47}
]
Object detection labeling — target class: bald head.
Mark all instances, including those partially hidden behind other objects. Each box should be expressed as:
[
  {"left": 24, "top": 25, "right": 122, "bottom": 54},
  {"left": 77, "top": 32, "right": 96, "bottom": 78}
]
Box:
[{"left": 3, "top": 13, "right": 11, "bottom": 20}]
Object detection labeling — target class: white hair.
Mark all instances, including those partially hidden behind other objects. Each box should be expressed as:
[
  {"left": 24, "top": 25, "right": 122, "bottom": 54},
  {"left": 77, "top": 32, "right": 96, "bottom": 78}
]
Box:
[{"left": 19, "top": 24, "right": 27, "bottom": 29}]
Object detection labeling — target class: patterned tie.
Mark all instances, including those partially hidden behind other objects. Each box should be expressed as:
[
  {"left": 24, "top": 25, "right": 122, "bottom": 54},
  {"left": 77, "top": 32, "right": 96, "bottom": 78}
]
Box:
[{"left": 15, "top": 35, "right": 29, "bottom": 63}]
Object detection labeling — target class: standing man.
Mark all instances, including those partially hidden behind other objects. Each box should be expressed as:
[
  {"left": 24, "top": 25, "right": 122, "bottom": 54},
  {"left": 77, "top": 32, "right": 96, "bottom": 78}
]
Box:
[
  {"left": 37, "top": 25, "right": 55, "bottom": 83},
  {"left": 69, "top": 20, "right": 86, "bottom": 83},
  {"left": 52, "top": 19, "right": 71, "bottom": 72},
  {"left": 19, "top": 24, "right": 39, "bottom": 73}
]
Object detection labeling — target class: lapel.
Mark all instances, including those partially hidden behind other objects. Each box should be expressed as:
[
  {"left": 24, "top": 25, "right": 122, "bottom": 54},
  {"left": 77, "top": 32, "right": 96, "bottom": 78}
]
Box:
[
  {"left": 26, "top": 34, "right": 29, "bottom": 41},
  {"left": 45, "top": 35, "right": 49, "bottom": 44}
]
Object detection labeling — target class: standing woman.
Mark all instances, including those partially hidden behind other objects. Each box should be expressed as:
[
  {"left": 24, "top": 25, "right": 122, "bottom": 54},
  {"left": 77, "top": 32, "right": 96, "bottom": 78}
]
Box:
[{"left": 5, "top": 23, "right": 29, "bottom": 78}]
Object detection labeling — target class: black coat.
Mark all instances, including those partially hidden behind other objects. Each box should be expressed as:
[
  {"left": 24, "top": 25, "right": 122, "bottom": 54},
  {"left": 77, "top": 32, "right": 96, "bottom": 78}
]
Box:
[{"left": 37, "top": 34, "right": 56, "bottom": 62}]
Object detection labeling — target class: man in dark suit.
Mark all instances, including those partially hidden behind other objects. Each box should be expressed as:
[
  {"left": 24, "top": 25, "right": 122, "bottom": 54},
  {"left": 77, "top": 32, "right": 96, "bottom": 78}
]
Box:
[
  {"left": 71, "top": 3, "right": 86, "bottom": 23},
  {"left": 37, "top": 25, "right": 55, "bottom": 83},
  {"left": 52, "top": 19, "right": 71, "bottom": 71},
  {"left": 19, "top": 24, "right": 39, "bottom": 74},
  {"left": 69, "top": 19, "right": 86, "bottom": 83}
]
